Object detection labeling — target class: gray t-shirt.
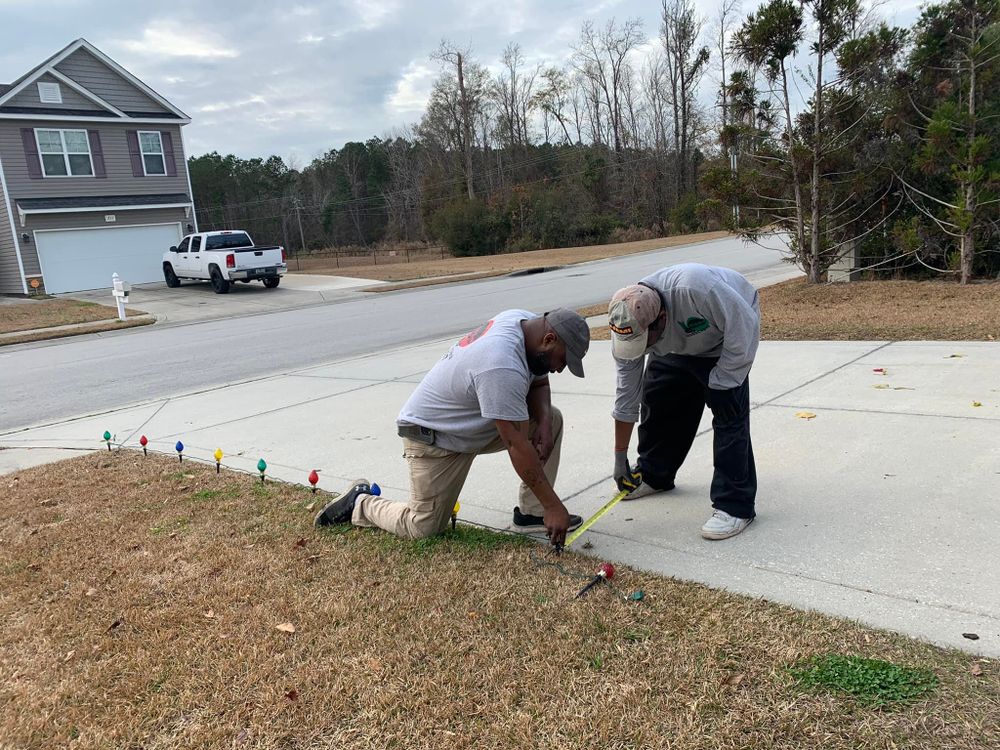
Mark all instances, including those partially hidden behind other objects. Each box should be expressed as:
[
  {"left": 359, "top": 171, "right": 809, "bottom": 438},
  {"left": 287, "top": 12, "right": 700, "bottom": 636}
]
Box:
[{"left": 398, "top": 310, "right": 539, "bottom": 453}]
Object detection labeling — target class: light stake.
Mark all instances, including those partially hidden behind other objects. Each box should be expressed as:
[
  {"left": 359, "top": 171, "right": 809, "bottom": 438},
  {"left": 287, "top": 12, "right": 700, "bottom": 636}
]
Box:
[
  {"left": 257, "top": 458, "right": 267, "bottom": 483},
  {"left": 214, "top": 448, "right": 223, "bottom": 474},
  {"left": 139, "top": 435, "right": 148, "bottom": 456},
  {"left": 103, "top": 430, "right": 112, "bottom": 452},
  {"left": 175, "top": 441, "right": 184, "bottom": 463},
  {"left": 308, "top": 469, "right": 319, "bottom": 493},
  {"left": 452, "top": 501, "right": 461, "bottom": 530}
]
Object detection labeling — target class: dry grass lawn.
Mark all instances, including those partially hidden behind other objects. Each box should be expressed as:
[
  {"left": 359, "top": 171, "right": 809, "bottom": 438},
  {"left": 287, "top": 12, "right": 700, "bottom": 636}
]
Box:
[
  {"left": 585, "top": 278, "right": 1000, "bottom": 341},
  {"left": 1, "top": 452, "right": 997, "bottom": 749},
  {"left": 0, "top": 316, "right": 154, "bottom": 346},
  {"left": 0, "top": 298, "right": 144, "bottom": 335},
  {"left": 292, "top": 230, "right": 731, "bottom": 283}
]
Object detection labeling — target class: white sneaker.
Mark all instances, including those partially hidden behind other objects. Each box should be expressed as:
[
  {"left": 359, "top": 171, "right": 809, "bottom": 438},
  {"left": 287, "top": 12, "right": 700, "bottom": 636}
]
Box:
[
  {"left": 700, "top": 510, "right": 754, "bottom": 540},
  {"left": 622, "top": 481, "right": 675, "bottom": 501}
]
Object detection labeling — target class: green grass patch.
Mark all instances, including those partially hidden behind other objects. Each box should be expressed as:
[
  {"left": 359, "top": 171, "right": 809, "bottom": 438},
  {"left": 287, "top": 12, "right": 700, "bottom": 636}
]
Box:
[
  {"left": 788, "top": 653, "right": 938, "bottom": 706},
  {"left": 362, "top": 523, "right": 532, "bottom": 557}
]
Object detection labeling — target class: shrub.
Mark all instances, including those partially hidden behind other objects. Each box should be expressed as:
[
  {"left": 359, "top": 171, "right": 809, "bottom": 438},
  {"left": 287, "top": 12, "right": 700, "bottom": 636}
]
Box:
[{"left": 430, "top": 199, "right": 510, "bottom": 257}]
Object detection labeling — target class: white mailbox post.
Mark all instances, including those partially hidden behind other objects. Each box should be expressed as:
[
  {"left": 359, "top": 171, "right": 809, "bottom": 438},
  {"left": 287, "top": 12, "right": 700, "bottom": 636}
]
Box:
[{"left": 111, "top": 273, "right": 130, "bottom": 321}]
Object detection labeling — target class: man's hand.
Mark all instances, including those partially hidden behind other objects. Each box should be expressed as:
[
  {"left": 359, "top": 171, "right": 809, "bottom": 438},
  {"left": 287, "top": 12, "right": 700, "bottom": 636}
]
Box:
[
  {"left": 531, "top": 420, "right": 555, "bottom": 463},
  {"left": 614, "top": 450, "right": 642, "bottom": 492},
  {"left": 544, "top": 503, "right": 571, "bottom": 546}
]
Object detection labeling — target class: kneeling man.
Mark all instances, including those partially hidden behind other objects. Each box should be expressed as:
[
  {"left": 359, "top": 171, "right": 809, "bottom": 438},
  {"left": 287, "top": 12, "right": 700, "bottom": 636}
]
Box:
[{"left": 315, "top": 308, "right": 590, "bottom": 546}]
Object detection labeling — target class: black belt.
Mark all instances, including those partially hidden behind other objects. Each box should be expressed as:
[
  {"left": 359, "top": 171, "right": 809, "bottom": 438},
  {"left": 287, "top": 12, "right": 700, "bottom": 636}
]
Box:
[{"left": 397, "top": 422, "right": 435, "bottom": 445}]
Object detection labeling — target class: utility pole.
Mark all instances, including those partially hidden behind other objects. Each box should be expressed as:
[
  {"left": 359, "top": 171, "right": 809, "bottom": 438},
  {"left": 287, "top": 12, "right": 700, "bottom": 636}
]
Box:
[{"left": 294, "top": 198, "right": 306, "bottom": 271}]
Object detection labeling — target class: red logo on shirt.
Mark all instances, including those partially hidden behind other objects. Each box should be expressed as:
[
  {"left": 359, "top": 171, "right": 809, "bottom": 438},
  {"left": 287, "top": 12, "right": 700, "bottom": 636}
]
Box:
[{"left": 459, "top": 319, "right": 494, "bottom": 347}]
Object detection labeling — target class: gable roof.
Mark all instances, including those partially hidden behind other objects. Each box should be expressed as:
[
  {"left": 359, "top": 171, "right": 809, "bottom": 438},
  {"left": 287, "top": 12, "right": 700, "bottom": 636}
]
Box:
[{"left": 0, "top": 39, "right": 190, "bottom": 123}]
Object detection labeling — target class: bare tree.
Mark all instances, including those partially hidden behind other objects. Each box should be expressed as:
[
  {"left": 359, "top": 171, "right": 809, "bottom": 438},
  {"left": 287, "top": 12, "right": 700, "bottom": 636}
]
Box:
[{"left": 432, "top": 41, "right": 479, "bottom": 199}]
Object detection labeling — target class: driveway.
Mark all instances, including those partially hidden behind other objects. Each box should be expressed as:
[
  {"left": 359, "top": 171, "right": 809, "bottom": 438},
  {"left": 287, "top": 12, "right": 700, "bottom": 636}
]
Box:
[{"left": 61, "top": 273, "right": 384, "bottom": 325}]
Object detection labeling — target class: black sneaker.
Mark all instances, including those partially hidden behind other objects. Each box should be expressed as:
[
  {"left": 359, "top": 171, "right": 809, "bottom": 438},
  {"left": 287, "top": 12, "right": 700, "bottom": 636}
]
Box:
[
  {"left": 314, "top": 478, "right": 371, "bottom": 527},
  {"left": 511, "top": 506, "right": 583, "bottom": 533}
]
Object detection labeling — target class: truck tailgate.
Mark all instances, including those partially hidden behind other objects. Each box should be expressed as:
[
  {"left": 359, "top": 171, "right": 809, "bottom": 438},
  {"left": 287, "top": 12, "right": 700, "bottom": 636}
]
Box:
[{"left": 233, "top": 247, "right": 283, "bottom": 270}]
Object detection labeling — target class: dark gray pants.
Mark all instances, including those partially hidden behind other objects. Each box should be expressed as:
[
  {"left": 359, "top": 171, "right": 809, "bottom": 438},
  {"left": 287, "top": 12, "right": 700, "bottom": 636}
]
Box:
[{"left": 637, "top": 353, "right": 756, "bottom": 519}]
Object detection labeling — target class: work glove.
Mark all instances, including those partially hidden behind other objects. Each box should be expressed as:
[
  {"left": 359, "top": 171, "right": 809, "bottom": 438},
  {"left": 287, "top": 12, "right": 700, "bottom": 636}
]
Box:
[{"left": 613, "top": 450, "right": 642, "bottom": 493}]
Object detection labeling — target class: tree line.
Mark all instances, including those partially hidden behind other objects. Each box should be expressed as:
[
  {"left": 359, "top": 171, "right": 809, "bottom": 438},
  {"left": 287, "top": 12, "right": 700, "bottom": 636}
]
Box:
[{"left": 188, "top": 0, "right": 999, "bottom": 283}]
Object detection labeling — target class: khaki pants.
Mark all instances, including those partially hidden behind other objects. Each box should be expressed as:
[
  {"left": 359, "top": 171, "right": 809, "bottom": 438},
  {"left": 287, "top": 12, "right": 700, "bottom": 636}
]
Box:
[{"left": 352, "top": 407, "right": 563, "bottom": 539}]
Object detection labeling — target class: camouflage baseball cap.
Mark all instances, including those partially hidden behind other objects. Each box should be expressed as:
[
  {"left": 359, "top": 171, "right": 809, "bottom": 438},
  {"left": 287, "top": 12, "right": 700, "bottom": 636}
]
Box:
[{"left": 608, "top": 284, "right": 662, "bottom": 361}]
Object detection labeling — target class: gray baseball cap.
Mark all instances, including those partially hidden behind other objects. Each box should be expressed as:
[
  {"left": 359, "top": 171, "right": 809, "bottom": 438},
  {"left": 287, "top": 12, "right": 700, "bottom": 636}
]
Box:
[{"left": 545, "top": 308, "right": 590, "bottom": 378}]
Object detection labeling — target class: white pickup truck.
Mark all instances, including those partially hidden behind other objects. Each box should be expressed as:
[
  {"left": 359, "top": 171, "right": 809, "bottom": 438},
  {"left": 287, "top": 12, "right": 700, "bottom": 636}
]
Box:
[{"left": 162, "top": 230, "right": 287, "bottom": 294}]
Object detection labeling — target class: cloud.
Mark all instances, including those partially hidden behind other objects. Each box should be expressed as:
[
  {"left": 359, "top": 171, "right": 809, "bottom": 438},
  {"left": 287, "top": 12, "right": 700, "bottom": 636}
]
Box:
[
  {"left": 120, "top": 21, "right": 239, "bottom": 59},
  {"left": 387, "top": 60, "right": 437, "bottom": 117}
]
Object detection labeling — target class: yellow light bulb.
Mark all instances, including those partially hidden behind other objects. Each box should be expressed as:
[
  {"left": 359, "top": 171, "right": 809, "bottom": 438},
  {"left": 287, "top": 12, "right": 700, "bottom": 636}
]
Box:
[
  {"left": 214, "top": 448, "right": 223, "bottom": 462},
  {"left": 453, "top": 501, "right": 461, "bottom": 515}
]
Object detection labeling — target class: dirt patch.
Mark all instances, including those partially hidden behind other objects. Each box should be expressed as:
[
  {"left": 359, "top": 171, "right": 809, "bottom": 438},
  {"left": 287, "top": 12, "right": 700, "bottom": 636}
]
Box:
[
  {"left": 292, "top": 230, "right": 731, "bottom": 283},
  {"left": 585, "top": 279, "right": 1000, "bottom": 341},
  {"left": 1, "top": 452, "right": 996, "bottom": 749},
  {"left": 0, "top": 298, "right": 146, "bottom": 335}
]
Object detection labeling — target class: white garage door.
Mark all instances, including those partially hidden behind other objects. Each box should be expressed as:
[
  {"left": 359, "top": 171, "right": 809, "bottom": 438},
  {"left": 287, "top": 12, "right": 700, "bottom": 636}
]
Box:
[{"left": 35, "top": 223, "right": 182, "bottom": 294}]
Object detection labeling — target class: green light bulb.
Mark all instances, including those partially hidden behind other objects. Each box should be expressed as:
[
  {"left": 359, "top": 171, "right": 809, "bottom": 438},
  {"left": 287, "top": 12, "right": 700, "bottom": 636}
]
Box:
[
  {"left": 103, "top": 431, "right": 111, "bottom": 441},
  {"left": 257, "top": 459, "right": 267, "bottom": 473}
]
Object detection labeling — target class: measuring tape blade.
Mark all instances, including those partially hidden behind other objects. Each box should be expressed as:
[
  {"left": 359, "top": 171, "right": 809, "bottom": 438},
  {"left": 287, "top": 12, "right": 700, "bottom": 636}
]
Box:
[{"left": 565, "top": 488, "right": 630, "bottom": 547}]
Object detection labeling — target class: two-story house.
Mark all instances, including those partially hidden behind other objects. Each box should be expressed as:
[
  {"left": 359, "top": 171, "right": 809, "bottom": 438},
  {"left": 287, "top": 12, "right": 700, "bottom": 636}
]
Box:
[{"left": 0, "top": 38, "right": 197, "bottom": 295}]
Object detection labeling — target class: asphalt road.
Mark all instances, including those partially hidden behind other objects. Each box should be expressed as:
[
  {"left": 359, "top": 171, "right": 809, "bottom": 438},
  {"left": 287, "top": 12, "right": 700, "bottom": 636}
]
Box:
[{"left": 1, "top": 236, "right": 792, "bottom": 431}]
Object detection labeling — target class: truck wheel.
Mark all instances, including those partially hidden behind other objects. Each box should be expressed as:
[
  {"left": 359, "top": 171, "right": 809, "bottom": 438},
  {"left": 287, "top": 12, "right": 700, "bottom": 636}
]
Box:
[
  {"left": 210, "top": 266, "right": 230, "bottom": 294},
  {"left": 263, "top": 277, "right": 281, "bottom": 289},
  {"left": 163, "top": 263, "right": 181, "bottom": 288}
]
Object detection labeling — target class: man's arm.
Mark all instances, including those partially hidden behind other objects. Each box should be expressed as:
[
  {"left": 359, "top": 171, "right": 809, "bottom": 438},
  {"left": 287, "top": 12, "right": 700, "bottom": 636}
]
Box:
[
  {"left": 496, "top": 418, "right": 570, "bottom": 544},
  {"left": 611, "top": 357, "right": 645, "bottom": 490},
  {"left": 526, "top": 376, "right": 553, "bottom": 462},
  {"left": 704, "top": 284, "right": 760, "bottom": 390}
]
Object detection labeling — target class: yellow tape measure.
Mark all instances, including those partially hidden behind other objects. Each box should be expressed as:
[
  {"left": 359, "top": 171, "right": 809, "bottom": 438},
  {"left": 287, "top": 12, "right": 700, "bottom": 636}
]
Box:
[{"left": 565, "top": 488, "right": 630, "bottom": 547}]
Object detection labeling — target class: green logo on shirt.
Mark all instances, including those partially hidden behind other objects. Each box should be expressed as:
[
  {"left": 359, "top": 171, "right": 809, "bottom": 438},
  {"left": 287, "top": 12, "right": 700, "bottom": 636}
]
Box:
[{"left": 679, "top": 316, "right": 710, "bottom": 335}]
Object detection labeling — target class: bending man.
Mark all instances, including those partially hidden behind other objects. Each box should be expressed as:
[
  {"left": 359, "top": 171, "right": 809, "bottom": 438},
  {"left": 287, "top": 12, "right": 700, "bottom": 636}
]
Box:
[{"left": 608, "top": 263, "right": 760, "bottom": 540}]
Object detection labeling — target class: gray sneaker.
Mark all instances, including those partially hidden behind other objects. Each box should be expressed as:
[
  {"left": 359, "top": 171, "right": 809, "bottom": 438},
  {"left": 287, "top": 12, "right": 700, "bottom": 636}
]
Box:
[
  {"left": 622, "top": 480, "right": 675, "bottom": 501},
  {"left": 700, "top": 510, "right": 754, "bottom": 540}
]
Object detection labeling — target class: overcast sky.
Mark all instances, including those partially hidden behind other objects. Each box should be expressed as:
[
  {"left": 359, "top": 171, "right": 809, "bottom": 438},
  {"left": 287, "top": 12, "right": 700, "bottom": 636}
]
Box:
[{"left": 0, "top": 0, "right": 923, "bottom": 165}]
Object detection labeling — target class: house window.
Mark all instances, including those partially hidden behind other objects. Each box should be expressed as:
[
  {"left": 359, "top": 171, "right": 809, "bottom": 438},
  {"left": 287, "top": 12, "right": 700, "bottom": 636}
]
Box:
[
  {"left": 36, "top": 128, "right": 93, "bottom": 177},
  {"left": 38, "top": 82, "right": 62, "bottom": 104},
  {"left": 139, "top": 131, "right": 166, "bottom": 176}
]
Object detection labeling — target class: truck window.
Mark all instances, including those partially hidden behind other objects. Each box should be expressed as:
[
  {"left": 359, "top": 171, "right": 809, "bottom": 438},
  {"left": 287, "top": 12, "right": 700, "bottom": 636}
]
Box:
[
  {"left": 191, "top": 236, "right": 202, "bottom": 252},
  {"left": 177, "top": 237, "right": 190, "bottom": 252},
  {"left": 205, "top": 232, "right": 253, "bottom": 251}
]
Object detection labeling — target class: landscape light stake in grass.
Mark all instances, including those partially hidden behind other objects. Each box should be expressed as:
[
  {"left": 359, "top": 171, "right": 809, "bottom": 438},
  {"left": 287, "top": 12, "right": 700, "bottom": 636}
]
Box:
[
  {"left": 175, "top": 441, "right": 184, "bottom": 463},
  {"left": 258, "top": 458, "right": 267, "bottom": 483},
  {"left": 452, "top": 501, "right": 460, "bottom": 530},
  {"left": 308, "top": 469, "right": 319, "bottom": 493},
  {"left": 103, "top": 431, "right": 112, "bottom": 452},
  {"left": 139, "top": 435, "right": 148, "bottom": 456},
  {"left": 214, "top": 448, "right": 223, "bottom": 474},
  {"left": 575, "top": 563, "right": 616, "bottom": 599}
]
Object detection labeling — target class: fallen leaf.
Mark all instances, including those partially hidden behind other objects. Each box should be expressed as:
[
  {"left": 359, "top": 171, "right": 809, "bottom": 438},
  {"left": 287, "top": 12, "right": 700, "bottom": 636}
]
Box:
[
  {"left": 795, "top": 411, "right": 817, "bottom": 420},
  {"left": 946, "top": 354, "right": 965, "bottom": 358},
  {"left": 183, "top": 473, "right": 194, "bottom": 479},
  {"left": 204, "top": 610, "right": 216, "bottom": 619},
  {"left": 467, "top": 611, "right": 480, "bottom": 621},
  {"left": 85, "top": 587, "right": 98, "bottom": 597},
  {"left": 972, "top": 401, "right": 983, "bottom": 407},
  {"left": 64, "top": 650, "right": 76, "bottom": 663},
  {"left": 893, "top": 387, "right": 915, "bottom": 391},
  {"left": 306, "top": 502, "right": 317, "bottom": 512},
  {"left": 39, "top": 498, "right": 57, "bottom": 507},
  {"left": 722, "top": 673, "right": 745, "bottom": 687},
  {"left": 971, "top": 663, "right": 983, "bottom": 676},
  {"left": 305, "top": 554, "right": 321, "bottom": 563},
  {"left": 582, "top": 541, "right": 594, "bottom": 550},
  {"left": 963, "top": 632, "right": 980, "bottom": 641},
  {"left": 275, "top": 622, "right": 296, "bottom": 634},
  {"left": 872, "top": 367, "right": 887, "bottom": 374},
  {"left": 285, "top": 689, "right": 299, "bottom": 701},
  {"left": 294, "top": 538, "right": 307, "bottom": 549},
  {"left": 107, "top": 618, "right": 123, "bottom": 632},
  {"left": 873, "top": 384, "right": 890, "bottom": 390},
  {"left": 369, "top": 657, "right": 384, "bottom": 672}
]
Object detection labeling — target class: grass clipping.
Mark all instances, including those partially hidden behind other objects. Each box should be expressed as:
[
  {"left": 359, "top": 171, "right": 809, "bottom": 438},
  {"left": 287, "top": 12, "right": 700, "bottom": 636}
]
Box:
[{"left": 1, "top": 452, "right": 998, "bottom": 749}]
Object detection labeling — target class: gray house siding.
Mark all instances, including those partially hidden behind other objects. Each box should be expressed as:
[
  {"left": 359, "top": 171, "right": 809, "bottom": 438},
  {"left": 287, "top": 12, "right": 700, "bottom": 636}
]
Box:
[
  {"left": 6, "top": 73, "right": 96, "bottom": 111},
  {"left": 21, "top": 207, "right": 188, "bottom": 277},
  {"left": 0, "top": 162, "right": 24, "bottom": 294},
  {"left": 54, "top": 49, "right": 168, "bottom": 114},
  {"left": 0, "top": 120, "right": 188, "bottom": 199}
]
